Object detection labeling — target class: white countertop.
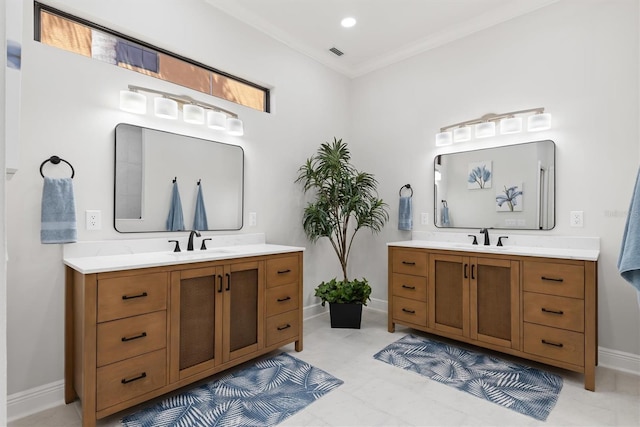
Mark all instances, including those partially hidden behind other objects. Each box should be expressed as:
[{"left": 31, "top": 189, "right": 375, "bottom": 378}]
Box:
[
  {"left": 389, "top": 232, "right": 599, "bottom": 261},
  {"left": 63, "top": 233, "right": 305, "bottom": 274}
]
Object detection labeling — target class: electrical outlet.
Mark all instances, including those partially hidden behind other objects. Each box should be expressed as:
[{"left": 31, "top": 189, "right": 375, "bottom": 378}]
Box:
[
  {"left": 248, "top": 212, "right": 257, "bottom": 227},
  {"left": 570, "top": 210, "right": 584, "bottom": 227},
  {"left": 420, "top": 212, "right": 428, "bottom": 225},
  {"left": 86, "top": 210, "right": 101, "bottom": 230}
]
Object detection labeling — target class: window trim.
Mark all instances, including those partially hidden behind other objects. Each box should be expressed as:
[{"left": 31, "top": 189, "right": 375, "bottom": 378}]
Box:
[{"left": 34, "top": 1, "right": 271, "bottom": 113}]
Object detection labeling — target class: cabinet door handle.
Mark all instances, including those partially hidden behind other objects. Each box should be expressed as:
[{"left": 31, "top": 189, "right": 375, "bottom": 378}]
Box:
[
  {"left": 541, "top": 276, "right": 564, "bottom": 282},
  {"left": 225, "top": 273, "right": 231, "bottom": 291},
  {"left": 541, "top": 339, "right": 564, "bottom": 348},
  {"left": 402, "top": 308, "right": 416, "bottom": 314},
  {"left": 401, "top": 284, "right": 416, "bottom": 290},
  {"left": 217, "top": 275, "right": 223, "bottom": 293},
  {"left": 121, "top": 372, "right": 147, "bottom": 384},
  {"left": 541, "top": 307, "right": 564, "bottom": 315},
  {"left": 277, "top": 269, "right": 291, "bottom": 274},
  {"left": 121, "top": 332, "right": 147, "bottom": 342},
  {"left": 277, "top": 296, "right": 291, "bottom": 302},
  {"left": 122, "top": 292, "right": 148, "bottom": 300},
  {"left": 471, "top": 264, "right": 476, "bottom": 280},
  {"left": 277, "top": 324, "right": 291, "bottom": 331},
  {"left": 464, "top": 263, "right": 468, "bottom": 279},
  {"left": 402, "top": 261, "right": 416, "bottom": 265}
]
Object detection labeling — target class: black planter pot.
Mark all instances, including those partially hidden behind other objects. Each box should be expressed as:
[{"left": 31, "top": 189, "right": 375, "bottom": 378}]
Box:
[{"left": 329, "top": 302, "right": 363, "bottom": 329}]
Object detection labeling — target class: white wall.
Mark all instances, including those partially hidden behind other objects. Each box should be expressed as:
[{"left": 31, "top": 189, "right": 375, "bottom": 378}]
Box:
[
  {"left": 6, "top": 0, "right": 640, "bottom": 407},
  {"left": 1, "top": 0, "right": 9, "bottom": 423},
  {"left": 7, "top": 0, "right": 349, "bottom": 396},
  {"left": 349, "top": 0, "right": 640, "bottom": 356}
]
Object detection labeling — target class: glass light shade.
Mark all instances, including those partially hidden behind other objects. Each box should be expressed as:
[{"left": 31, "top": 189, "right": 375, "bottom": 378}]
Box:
[
  {"left": 435, "top": 131, "right": 452, "bottom": 146},
  {"left": 227, "top": 118, "right": 244, "bottom": 136},
  {"left": 527, "top": 113, "right": 552, "bottom": 131},
  {"left": 183, "top": 104, "right": 205, "bottom": 124},
  {"left": 154, "top": 97, "right": 178, "bottom": 119},
  {"left": 475, "top": 121, "right": 496, "bottom": 138},
  {"left": 207, "top": 111, "right": 227, "bottom": 130},
  {"left": 500, "top": 116, "right": 523, "bottom": 134},
  {"left": 453, "top": 126, "right": 471, "bottom": 142},
  {"left": 119, "top": 90, "right": 146, "bottom": 114}
]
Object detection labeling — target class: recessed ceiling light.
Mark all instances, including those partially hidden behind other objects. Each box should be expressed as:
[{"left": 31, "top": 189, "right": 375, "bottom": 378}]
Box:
[{"left": 341, "top": 17, "right": 356, "bottom": 28}]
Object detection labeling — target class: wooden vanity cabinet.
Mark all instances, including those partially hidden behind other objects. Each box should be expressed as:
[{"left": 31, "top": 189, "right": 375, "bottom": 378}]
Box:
[
  {"left": 65, "top": 251, "right": 303, "bottom": 427},
  {"left": 388, "top": 246, "right": 597, "bottom": 391}
]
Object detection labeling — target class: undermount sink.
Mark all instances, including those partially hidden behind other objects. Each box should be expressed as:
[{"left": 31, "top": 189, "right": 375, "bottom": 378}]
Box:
[
  {"left": 169, "top": 248, "right": 237, "bottom": 256},
  {"left": 447, "top": 243, "right": 508, "bottom": 250}
]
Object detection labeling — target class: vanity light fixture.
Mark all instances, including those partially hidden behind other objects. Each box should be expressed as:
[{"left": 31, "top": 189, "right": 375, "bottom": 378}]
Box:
[
  {"left": 435, "top": 107, "right": 551, "bottom": 146},
  {"left": 119, "top": 85, "right": 244, "bottom": 136}
]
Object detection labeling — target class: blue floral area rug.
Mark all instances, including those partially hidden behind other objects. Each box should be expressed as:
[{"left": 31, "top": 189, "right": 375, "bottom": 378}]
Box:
[
  {"left": 121, "top": 353, "right": 343, "bottom": 427},
  {"left": 374, "top": 334, "right": 563, "bottom": 421}
]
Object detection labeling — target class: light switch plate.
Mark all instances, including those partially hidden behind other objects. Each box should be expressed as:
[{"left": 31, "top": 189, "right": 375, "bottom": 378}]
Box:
[{"left": 420, "top": 213, "right": 428, "bottom": 225}]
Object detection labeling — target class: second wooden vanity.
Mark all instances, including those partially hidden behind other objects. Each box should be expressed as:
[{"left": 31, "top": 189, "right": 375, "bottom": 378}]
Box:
[
  {"left": 388, "top": 240, "right": 598, "bottom": 391},
  {"left": 64, "top": 243, "right": 303, "bottom": 427}
]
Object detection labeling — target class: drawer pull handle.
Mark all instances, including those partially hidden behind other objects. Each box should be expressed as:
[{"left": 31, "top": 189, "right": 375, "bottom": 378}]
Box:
[
  {"left": 402, "top": 308, "right": 416, "bottom": 314},
  {"left": 541, "top": 308, "right": 564, "bottom": 315},
  {"left": 541, "top": 339, "right": 564, "bottom": 348},
  {"left": 121, "top": 332, "right": 147, "bottom": 342},
  {"left": 471, "top": 264, "right": 476, "bottom": 280},
  {"left": 277, "top": 269, "right": 291, "bottom": 274},
  {"left": 121, "top": 372, "right": 147, "bottom": 384},
  {"left": 541, "top": 276, "right": 564, "bottom": 282},
  {"left": 218, "top": 275, "right": 223, "bottom": 293},
  {"left": 401, "top": 261, "right": 416, "bottom": 266},
  {"left": 464, "top": 263, "right": 468, "bottom": 279},
  {"left": 277, "top": 296, "right": 291, "bottom": 302},
  {"left": 401, "top": 285, "right": 416, "bottom": 290},
  {"left": 277, "top": 324, "right": 291, "bottom": 331},
  {"left": 225, "top": 273, "right": 231, "bottom": 291},
  {"left": 122, "top": 292, "right": 148, "bottom": 300}
]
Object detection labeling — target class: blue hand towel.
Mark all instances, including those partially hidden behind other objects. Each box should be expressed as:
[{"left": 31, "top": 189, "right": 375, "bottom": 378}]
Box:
[
  {"left": 442, "top": 206, "right": 450, "bottom": 226},
  {"left": 618, "top": 168, "right": 640, "bottom": 302},
  {"left": 193, "top": 183, "right": 208, "bottom": 230},
  {"left": 166, "top": 181, "right": 185, "bottom": 231},
  {"left": 41, "top": 177, "right": 77, "bottom": 244},
  {"left": 398, "top": 196, "right": 412, "bottom": 231}
]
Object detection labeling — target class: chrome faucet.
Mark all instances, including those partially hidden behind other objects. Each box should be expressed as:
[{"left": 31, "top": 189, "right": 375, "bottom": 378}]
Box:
[
  {"left": 187, "top": 230, "right": 201, "bottom": 251},
  {"left": 479, "top": 228, "right": 490, "bottom": 246}
]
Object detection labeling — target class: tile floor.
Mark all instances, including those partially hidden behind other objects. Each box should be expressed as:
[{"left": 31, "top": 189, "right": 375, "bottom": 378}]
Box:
[{"left": 9, "top": 309, "right": 640, "bottom": 427}]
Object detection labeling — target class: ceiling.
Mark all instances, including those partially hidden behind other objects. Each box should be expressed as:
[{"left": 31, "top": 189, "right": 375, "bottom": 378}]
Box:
[{"left": 204, "top": 0, "right": 559, "bottom": 78}]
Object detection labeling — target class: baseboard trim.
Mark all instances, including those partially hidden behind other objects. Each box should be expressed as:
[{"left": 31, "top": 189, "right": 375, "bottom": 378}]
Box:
[
  {"left": 9, "top": 309, "right": 639, "bottom": 422},
  {"left": 7, "top": 379, "right": 65, "bottom": 422},
  {"left": 598, "top": 346, "right": 640, "bottom": 376}
]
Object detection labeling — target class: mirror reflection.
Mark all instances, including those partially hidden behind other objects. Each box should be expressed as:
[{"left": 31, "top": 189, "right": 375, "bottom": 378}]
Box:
[
  {"left": 434, "top": 140, "right": 555, "bottom": 230},
  {"left": 115, "top": 123, "right": 244, "bottom": 232}
]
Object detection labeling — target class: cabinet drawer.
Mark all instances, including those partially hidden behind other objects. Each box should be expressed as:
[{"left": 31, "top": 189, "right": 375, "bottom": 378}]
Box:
[
  {"left": 523, "top": 323, "right": 584, "bottom": 367},
  {"left": 96, "top": 349, "right": 166, "bottom": 411},
  {"left": 266, "top": 283, "right": 299, "bottom": 317},
  {"left": 392, "top": 296, "right": 427, "bottom": 326},
  {"left": 97, "top": 311, "right": 167, "bottom": 367},
  {"left": 266, "top": 310, "right": 299, "bottom": 347},
  {"left": 524, "top": 292, "right": 584, "bottom": 332},
  {"left": 266, "top": 255, "right": 299, "bottom": 288},
  {"left": 98, "top": 272, "right": 168, "bottom": 322},
  {"left": 392, "top": 273, "right": 427, "bottom": 302},
  {"left": 392, "top": 250, "right": 428, "bottom": 276},
  {"left": 523, "top": 261, "right": 584, "bottom": 298}
]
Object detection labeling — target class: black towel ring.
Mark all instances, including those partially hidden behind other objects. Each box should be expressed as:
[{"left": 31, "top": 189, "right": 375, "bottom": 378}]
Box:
[
  {"left": 399, "top": 184, "right": 413, "bottom": 197},
  {"left": 39, "top": 155, "right": 75, "bottom": 179}
]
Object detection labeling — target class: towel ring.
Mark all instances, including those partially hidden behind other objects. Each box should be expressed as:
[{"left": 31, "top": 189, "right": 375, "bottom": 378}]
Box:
[
  {"left": 399, "top": 184, "right": 413, "bottom": 197},
  {"left": 39, "top": 155, "right": 75, "bottom": 179}
]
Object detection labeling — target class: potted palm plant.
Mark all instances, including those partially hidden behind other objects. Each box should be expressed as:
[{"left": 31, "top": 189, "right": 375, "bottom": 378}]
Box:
[{"left": 296, "top": 138, "right": 389, "bottom": 328}]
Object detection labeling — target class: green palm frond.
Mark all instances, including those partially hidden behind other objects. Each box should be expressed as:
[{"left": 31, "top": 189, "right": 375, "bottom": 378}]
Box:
[{"left": 296, "top": 138, "right": 389, "bottom": 281}]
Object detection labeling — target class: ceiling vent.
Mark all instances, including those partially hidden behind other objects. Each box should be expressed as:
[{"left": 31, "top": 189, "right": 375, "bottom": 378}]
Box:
[{"left": 329, "top": 47, "right": 344, "bottom": 56}]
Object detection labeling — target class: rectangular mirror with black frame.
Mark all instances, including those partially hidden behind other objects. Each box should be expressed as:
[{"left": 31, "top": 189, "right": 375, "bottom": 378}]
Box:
[
  {"left": 115, "top": 123, "right": 244, "bottom": 232},
  {"left": 434, "top": 140, "right": 555, "bottom": 230}
]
